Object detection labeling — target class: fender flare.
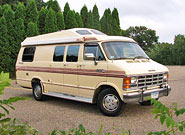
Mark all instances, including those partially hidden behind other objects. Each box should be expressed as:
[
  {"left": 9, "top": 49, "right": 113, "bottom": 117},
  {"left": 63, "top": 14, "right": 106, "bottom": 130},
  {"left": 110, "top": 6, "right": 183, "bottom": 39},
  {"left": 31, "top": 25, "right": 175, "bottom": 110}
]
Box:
[{"left": 95, "top": 82, "right": 123, "bottom": 101}]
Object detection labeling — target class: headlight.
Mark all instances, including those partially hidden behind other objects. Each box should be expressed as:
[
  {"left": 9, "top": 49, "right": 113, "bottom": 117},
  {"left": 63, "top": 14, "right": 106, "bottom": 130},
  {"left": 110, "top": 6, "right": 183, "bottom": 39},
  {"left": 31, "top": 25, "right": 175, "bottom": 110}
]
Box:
[
  {"left": 131, "top": 77, "right": 138, "bottom": 84},
  {"left": 163, "top": 73, "right": 169, "bottom": 82}
]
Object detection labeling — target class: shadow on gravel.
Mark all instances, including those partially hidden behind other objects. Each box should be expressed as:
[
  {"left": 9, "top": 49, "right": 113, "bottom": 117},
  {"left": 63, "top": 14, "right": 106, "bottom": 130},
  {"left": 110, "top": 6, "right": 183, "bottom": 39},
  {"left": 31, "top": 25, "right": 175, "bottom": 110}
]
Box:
[{"left": 39, "top": 95, "right": 153, "bottom": 117}]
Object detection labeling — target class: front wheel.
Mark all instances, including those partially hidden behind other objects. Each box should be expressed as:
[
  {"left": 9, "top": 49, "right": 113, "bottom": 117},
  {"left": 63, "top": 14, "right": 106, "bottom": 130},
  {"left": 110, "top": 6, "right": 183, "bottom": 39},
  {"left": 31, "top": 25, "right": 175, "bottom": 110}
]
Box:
[{"left": 97, "top": 88, "right": 125, "bottom": 116}]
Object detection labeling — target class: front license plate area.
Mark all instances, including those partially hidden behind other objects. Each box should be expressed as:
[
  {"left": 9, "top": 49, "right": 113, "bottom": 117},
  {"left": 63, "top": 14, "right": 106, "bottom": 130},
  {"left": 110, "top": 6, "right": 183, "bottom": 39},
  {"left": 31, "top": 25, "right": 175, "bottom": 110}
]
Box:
[{"left": 151, "top": 92, "right": 159, "bottom": 99}]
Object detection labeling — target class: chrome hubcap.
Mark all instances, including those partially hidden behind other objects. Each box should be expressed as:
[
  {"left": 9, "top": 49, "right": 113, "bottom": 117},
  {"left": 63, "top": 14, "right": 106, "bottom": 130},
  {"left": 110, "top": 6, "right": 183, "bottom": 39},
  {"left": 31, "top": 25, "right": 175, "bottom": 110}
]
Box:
[
  {"left": 34, "top": 85, "right": 42, "bottom": 97},
  {"left": 103, "top": 94, "right": 119, "bottom": 111}
]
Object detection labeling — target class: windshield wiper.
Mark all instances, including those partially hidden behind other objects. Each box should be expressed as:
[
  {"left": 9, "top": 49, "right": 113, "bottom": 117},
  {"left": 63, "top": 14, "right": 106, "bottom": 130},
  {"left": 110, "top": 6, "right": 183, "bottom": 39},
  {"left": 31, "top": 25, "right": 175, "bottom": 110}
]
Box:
[{"left": 133, "top": 56, "right": 150, "bottom": 60}]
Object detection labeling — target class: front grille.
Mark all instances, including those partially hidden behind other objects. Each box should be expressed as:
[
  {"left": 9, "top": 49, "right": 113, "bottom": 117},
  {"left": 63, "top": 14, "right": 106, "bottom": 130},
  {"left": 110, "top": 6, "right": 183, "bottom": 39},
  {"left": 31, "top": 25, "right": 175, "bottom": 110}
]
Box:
[{"left": 136, "top": 73, "right": 167, "bottom": 88}]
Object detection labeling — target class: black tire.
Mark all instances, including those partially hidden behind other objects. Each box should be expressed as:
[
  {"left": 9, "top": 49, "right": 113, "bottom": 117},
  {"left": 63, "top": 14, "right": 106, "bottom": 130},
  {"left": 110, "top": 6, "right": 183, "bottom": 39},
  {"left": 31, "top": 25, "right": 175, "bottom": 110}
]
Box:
[
  {"left": 32, "top": 83, "right": 44, "bottom": 101},
  {"left": 97, "top": 88, "right": 125, "bottom": 116}
]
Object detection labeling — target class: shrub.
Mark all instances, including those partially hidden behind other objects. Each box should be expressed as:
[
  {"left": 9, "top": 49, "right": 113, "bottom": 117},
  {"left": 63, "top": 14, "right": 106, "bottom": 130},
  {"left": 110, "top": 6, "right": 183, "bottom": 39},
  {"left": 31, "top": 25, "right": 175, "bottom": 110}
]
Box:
[
  {"left": 0, "top": 72, "right": 39, "bottom": 135},
  {"left": 148, "top": 99, "right": 185, "bottom": 135}
]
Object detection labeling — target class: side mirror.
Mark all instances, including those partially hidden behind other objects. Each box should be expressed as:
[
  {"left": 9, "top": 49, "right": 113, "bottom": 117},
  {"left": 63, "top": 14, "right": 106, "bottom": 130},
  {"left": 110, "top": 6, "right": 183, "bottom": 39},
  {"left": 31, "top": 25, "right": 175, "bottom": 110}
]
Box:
[{"left": 84, "top": 53, "right": 95, "bottom": 60}]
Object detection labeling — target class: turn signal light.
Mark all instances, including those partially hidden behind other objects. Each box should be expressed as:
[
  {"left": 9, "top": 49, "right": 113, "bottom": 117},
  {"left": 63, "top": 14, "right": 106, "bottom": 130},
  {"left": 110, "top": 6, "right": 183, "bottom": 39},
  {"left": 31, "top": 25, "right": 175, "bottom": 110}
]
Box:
[
  {"left": 167, "top": 73, "right": 169, "bottom": 82},
  {"left": 124, "top": 77, "right": 130, "bottom": 89}
]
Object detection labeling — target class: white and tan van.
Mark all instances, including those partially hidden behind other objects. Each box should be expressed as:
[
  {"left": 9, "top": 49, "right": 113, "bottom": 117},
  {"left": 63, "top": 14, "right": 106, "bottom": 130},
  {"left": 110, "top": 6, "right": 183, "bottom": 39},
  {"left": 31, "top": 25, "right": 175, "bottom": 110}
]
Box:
[{"left": 16, "top": 28, "right": 171, "bottom": 116}]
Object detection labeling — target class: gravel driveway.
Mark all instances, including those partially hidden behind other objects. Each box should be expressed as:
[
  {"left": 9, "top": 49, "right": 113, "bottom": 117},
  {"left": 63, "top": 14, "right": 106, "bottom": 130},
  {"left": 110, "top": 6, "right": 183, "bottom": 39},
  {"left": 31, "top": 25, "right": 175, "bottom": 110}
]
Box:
[{"left": 1, "top": 66, "right": 185, "bottom": 135}]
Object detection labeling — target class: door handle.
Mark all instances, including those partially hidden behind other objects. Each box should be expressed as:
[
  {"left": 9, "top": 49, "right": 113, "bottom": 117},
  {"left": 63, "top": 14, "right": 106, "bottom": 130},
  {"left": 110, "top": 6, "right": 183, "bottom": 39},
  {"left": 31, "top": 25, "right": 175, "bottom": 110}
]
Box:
[
  {"left": 19, "top": 62, "right": 23, "bottom": 64},
  {"left": 64, "top": 64, "right": 68, "bottom": 67}
]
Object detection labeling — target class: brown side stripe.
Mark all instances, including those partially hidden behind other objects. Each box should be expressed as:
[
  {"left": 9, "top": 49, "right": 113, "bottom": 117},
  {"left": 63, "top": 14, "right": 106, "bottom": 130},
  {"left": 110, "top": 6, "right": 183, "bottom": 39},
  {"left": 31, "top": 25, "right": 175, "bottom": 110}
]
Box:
[{"left": 16, "top": 66, "right": 125, "bottom": 78}]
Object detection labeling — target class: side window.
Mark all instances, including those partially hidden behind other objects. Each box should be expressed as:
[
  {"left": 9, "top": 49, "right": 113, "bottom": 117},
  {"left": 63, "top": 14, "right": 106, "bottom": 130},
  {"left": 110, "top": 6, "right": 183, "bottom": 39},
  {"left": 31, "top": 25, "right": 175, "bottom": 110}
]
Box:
[
  {"left": 84, "top": 45, "right": 105, "bottom": 61},
  {"left": 22, "top": 47, "right": 36, "bottom": 62},
  {"left": 53, "top": 46, "right": 65, "bottom": 62},
  {"left": 66, "top": 45, "right": 80, "bottom": 62}
]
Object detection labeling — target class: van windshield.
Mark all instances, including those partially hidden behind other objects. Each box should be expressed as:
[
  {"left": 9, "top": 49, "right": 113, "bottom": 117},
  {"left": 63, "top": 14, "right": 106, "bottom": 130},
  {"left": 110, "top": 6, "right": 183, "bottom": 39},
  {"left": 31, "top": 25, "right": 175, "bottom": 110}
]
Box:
[{"left": 102, "top": 42, "right": 149, "bottom": 60}]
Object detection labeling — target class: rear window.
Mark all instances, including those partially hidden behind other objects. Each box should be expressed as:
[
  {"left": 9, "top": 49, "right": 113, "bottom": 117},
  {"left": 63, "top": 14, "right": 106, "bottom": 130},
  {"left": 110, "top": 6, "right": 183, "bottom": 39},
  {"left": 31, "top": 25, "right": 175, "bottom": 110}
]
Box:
[
  {"left": 22, "top": 47, "right": 36, "bottom": 62},
  {"left": 53, "top": 46, "right": 65, "bottom": 62}
]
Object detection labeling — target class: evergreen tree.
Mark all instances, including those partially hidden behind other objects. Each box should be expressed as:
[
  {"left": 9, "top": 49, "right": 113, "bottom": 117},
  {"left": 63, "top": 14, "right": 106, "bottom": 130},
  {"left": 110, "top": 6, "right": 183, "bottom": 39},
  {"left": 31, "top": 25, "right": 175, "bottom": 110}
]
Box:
[
  {"left": 56, "top": 11, "right": 65, "bottom": 30},
  {"left": 3, "top": 5, "right": 16, "bottom": 72},
  {"left": 1, "top": 4, "right": 10, "bottom": 17},
  {"left": 92, "top": 4, "right": 101, "bottom": 30},
  {"left": 25, "top": 0, "right": 38, "bottom": 25},
  {"left": 100, "top": 8, "right": 112, "bottom": 35},
  {"left": 15, "top": 18, "right": 25, "bottom": 48},
  {"left": 15, "top": 2, "right": 26, "bottom": 58},
  {"left": 111, "top": 19, "right": 121, "bottom": 35},
  {"left": 0, "top": 17, "right": 11, "bottom": 72},
  {"left": 27, "top": 22, "right": 39, "bottom": 37},
  {"left": 38, "top": 7, "right": 47, "bottom": 34},
  {"left": 15, "top": 2, "right": 25, "bottom": 20},
  {"left": 86, "top": 10, "right": 93, "bottom": 28},
  {"left": 75, "top": 12, "right": 83, "bottom": 28},
  {"left": 112, "top": 8, "right": 121, "bottom": 35},
  {"left": 63, "top": 2, "right": 70, "bottom": 26},
  {"left": 0, "top": 6, "right": 3, "bottom": 17},
  {"left": 80, "top": 5, "right": 88, "bottom": 27},
  {"left": 112, "top": 8, "right": 120, "bottom": 26},
  {"left": 45, "top": 8, "right": 58, "bottom": 33},
  {"left": 36, "top": 0, "right": 46, "bottom": 11},
  {"left": 46, "top": 0, "right": 60, "bottom": 13},
  {"left": 65, "top": 10, "right": 78, "bottom": 29}
]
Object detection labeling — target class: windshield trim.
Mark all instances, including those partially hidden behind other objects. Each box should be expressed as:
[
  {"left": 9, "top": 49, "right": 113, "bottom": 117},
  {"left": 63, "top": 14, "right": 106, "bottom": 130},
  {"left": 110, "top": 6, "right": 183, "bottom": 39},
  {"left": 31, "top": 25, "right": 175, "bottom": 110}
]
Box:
[{"left": 101, "top": 41, "right": 148, "bottom": 60}]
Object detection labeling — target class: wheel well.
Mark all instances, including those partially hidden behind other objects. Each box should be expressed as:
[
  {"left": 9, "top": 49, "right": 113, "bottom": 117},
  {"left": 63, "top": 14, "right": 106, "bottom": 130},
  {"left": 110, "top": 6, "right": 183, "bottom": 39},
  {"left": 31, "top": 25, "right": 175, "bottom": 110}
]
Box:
[
  {"left": 93, "top": 85, "right": 118, "bottom": 104},
  {"left": 31, "top": 78, "right": 41, "bottom": 88}
]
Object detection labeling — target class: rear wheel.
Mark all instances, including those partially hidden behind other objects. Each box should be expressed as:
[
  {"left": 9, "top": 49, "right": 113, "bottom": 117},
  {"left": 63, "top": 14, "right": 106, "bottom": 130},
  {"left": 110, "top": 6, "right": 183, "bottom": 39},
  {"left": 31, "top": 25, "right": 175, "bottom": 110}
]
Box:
[
  {"left": 33, "top": 83, "right": 44, "bottom": 101},
  {"left": 97, "top": 88, "right": 125, "bottom": 116}
]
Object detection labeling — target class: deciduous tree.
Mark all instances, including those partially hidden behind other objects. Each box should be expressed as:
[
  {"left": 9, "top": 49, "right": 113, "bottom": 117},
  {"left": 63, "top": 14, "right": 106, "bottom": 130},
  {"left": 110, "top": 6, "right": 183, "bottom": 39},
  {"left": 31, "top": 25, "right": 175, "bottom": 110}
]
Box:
[{"left": 123, "top": 26, "right": 158, "bottom": 51}]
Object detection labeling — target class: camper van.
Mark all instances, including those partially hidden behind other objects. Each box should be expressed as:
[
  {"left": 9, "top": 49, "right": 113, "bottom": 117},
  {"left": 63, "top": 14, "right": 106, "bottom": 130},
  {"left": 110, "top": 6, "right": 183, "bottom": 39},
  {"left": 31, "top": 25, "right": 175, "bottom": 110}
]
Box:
[{"left": 16, "top": 28, "right": 171, "bottom": 116}]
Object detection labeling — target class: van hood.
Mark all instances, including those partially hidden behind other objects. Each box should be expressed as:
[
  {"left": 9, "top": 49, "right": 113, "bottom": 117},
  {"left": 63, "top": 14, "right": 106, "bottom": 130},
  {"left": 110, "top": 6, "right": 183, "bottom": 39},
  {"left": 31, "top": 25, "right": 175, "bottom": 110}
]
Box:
[{"left": 112, "top": 59, "right": 168, "bottom": 75}]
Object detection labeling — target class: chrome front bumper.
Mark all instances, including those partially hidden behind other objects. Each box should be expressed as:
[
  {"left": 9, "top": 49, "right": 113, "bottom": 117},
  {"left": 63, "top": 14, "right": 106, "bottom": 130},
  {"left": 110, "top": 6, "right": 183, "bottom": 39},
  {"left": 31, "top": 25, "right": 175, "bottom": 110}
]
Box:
[{"left": 123, "top": 85, "right": 171, "bottom": 102}]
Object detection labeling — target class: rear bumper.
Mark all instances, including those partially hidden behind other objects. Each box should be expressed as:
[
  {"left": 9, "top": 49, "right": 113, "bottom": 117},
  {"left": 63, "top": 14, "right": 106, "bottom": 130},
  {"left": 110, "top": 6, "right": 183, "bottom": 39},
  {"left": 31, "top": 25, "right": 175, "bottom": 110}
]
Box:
[{"left": 123, "top": 85, "right": 171, "bottom": 102}]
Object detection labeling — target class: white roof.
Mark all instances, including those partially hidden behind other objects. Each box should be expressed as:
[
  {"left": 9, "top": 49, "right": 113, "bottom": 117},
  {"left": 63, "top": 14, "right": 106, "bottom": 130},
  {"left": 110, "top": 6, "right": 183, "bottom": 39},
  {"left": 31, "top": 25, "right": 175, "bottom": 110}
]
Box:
[{"left": 21, "top": 28, "right": 136, "bottom": 46}]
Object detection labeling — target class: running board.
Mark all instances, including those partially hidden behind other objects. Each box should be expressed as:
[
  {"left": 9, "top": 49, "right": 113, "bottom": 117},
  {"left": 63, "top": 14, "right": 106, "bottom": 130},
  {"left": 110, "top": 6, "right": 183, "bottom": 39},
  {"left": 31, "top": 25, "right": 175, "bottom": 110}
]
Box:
[{"left": 43, "top": 92, "right": 93, "bottom": 103}]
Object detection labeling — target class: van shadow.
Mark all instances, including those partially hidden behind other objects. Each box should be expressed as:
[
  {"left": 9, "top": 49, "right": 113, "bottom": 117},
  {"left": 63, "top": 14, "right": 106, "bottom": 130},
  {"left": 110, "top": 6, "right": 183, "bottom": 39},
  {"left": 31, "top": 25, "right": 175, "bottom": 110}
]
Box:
[{"left": 40, "top": 95, "right": 153, "bottom": 117}]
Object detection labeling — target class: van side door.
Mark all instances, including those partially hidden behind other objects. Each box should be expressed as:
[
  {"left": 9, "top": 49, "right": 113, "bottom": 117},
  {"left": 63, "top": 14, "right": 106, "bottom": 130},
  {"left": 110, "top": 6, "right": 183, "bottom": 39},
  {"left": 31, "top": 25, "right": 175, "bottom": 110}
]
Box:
[
  {"left": 63, "top": 45, "right": 80, "bottom": 96},
  {"left": 78, "top": 43, "right": 107, "bottom": 98}
]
